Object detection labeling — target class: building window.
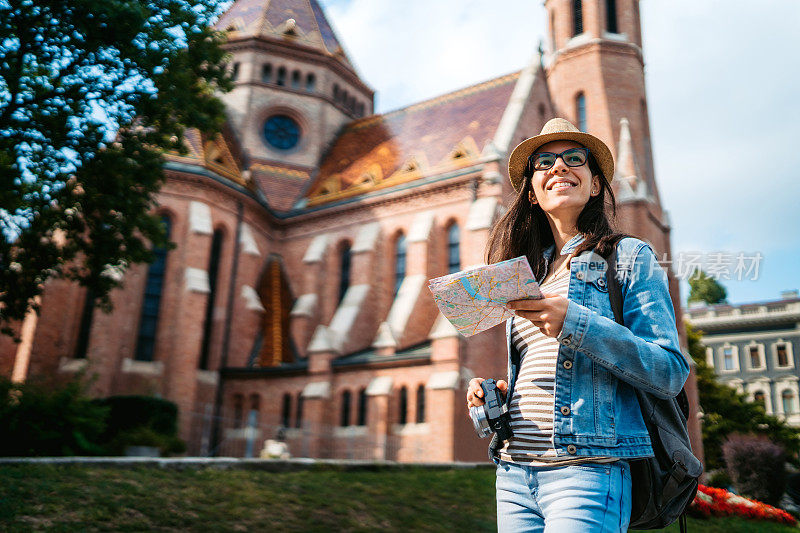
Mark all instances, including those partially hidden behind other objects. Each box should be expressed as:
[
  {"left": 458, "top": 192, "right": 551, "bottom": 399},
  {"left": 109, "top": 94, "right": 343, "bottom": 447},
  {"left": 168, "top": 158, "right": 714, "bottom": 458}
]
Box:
[
  {"left": 338, "top": 242, "right": 351, "bottom": 304},
  {"left": 576, "top": 93, "right": 587, "bottom": 132},
  {"left": 605, "top": 0, "right": 618, "bottom": 33},
  {"left": 356, "top": 102, "right": 365, "bottom": 117},
  {"left": 722, "top": 346, "right": 735, "bottom": 371},
  {"left": 295, "top": 394, "right": 304, "bottom": 429},
  {"left": 305, "top": 73, "right": 315, "bottom": 92},
  {"left": 747, "top": 344, "right": 765, "bottom": 370},
  {"left": 261, "top": 64, "right": 272, "bottom": 83},
  {"left": 73, "top": 288, "right": 95, "bottom": 359},
  {"left": 777, "top": 343, "right": 791, "bottom": 367},
  {"left": 233, "top": 394, "right": 244, "bottom": 429},
  {"left": 398, "top": 386, "right": 408, "bottom": 425},
  {"left": 333, "top": 84, "right": 340, "bottom": 101},
  {"left": 281, "top": 393, "right": 292, "bottom": 428},
  {"left": 231, "top": 62, "right": 240, "bottom": 81},
  {"left": 416, "top": 385, "right": 425, "bottom": 423},
  {"left": 357, "top": 388, "right": 367, "bottom": 426},
  {"left": 447, "top": 223, "right": 460, "bottom": 274},
  {"left": 395, "top": 233, "right": 407, "bottom": 296},
  {"left": 291, "top": 70, "right": 301, "bottom": 89},
  {"left": 340, "top": 390, "right": 351, "bottom": 427},
  {"left": 263, "top": 114, "right": 301, "bottom": 150},
  {"left": 783, "top": 390, "right": 795, "bottom": 414},
  {"left": 276, "top": 66, "right": 286, "bottom": 86},
  {"left": 249, "top": 394, "right": 260, "bottom": 427},
  {"left": 753, "top": 391, "right": 766, "bottom": 409},
  {"left": 199, "top": 229, "right": 224, "bottom": 370},
  {"left": 134, "top": 216, "right": 171, "bottom": 362},
  {"left": 550, "top": 11, "right": 556, "bottom": 51},
  {"left": 572, "top": 0, "right": 583, "bottom": 36}
]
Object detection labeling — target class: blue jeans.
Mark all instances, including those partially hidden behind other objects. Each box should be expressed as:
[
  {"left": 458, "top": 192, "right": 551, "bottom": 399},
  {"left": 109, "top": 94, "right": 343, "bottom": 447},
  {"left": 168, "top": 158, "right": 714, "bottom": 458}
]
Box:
[{"left": 496, "top": 460, "right": 632, "bottom": 532}]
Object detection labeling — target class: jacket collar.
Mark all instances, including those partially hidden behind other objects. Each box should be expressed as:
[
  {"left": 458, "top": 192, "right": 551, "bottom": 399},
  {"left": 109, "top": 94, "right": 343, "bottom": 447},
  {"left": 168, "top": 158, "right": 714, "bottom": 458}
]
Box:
[{"left": 544, "top": 233, "right": 585, "bottom": 260}]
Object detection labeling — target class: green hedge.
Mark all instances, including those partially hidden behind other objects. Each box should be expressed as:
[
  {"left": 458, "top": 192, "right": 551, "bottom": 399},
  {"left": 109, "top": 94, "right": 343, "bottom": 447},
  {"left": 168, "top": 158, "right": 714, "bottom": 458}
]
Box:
[{"left": 92, "top": 395, "right": 185, "bottom": 455}]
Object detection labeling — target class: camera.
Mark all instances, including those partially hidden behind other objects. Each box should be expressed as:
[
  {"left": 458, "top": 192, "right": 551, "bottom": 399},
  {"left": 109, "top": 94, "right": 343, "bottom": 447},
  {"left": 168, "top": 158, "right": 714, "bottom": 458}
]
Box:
[{"left": 469, "top": 379, "right": 513, "bottom": 442}]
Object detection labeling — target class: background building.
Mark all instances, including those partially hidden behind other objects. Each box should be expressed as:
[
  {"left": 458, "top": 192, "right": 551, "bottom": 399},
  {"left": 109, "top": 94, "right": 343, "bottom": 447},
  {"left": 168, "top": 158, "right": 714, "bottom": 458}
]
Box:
[
  {"left": 687, "top": 290, "right": 800, "bottom": 426},
  {"left": 1, "top": 0, "right": 702, "bottom": 462}
]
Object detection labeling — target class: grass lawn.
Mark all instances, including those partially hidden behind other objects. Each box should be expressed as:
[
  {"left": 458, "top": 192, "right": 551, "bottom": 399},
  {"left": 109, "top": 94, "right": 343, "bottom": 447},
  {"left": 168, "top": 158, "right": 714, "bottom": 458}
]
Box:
[{"left": 0, "top": 464, "right": 797, "bottom": 532}]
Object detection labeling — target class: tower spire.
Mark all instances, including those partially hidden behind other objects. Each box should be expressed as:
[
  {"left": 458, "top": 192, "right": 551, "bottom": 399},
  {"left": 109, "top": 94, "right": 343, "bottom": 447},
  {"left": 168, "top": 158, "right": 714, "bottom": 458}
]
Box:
[{"left": 614, "top": 118, "right": 649, "bottom": 201}]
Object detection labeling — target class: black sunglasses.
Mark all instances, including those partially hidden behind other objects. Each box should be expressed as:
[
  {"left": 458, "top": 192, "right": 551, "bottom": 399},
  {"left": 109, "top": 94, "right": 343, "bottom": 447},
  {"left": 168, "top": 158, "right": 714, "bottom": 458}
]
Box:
[{"left": 529, "top": 147, "right": 589, "bottom": 171}]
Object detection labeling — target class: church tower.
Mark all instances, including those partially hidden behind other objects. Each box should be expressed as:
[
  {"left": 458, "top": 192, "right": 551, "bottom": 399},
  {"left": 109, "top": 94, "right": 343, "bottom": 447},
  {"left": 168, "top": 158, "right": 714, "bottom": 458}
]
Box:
[
  {"left": 545, "top": 0, "right": 665, "bottom": 246},
  {"left": 214, "top": 0, "right": 373, "bottom": 199}
]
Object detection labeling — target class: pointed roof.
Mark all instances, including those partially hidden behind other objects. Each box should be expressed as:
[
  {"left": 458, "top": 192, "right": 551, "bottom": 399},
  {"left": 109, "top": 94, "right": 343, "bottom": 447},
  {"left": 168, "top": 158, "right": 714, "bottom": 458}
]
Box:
[
  {"left": 164, "top": 125, "right": 252, "bottom": 189},
  {"left": 303, "top": 71, "right": 521, "bottom": 207},
  {"left": 215, "top": 0, "right": 354, "bottom": 69},
  {"left": 614, "top": 117, "right": 650, "bottom": 202}
]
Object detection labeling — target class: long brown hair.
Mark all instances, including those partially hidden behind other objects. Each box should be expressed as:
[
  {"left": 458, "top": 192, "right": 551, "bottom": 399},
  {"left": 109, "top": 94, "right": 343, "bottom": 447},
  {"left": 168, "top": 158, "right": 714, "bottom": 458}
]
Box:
[{"left": 486, "top": 150, "right": 625, "bottom": 281}]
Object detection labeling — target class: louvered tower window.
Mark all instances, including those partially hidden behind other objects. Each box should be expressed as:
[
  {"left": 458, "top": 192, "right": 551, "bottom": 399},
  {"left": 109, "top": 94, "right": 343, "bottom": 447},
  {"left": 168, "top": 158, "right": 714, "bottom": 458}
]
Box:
[
  {"left": 606, "top": 0, "right": 618, "bottom": 33},
  {"left": 572, "top": 0, "right": 583, "bottom": 36},
  {"left": 576, "top": 93, "right": 587, "bottom": 132},
  {"left": 447, "top": 223, "right": 460, "bottom": 274}
]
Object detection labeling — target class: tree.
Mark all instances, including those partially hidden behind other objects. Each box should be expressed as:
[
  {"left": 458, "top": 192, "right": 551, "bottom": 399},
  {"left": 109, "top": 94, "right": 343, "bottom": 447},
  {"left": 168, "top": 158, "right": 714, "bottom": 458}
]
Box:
[
  {"left": 686, "top": 321, "right": 800, "bottom": 470},
  {"left": 688, "top": 269, "right": 727, "bottom": 305},
  {"left": 0, "top": 0, "right": 232, "bottom": 335}
]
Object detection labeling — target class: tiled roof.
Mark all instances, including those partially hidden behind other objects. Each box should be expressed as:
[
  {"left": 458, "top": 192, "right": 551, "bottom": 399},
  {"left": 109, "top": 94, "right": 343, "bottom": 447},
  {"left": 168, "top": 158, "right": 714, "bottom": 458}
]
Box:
[
  {"left": 250, "top": 160, "right": 312, "bottom": 212},
  {"left": 165, "top": 126, "right": 251, "bottom": 188},
  {"left": 214, "top": 0, "right": 353, "bottom": 69},
  {"left": 304, "top": 71, "right": 520, "bottom": 207}
]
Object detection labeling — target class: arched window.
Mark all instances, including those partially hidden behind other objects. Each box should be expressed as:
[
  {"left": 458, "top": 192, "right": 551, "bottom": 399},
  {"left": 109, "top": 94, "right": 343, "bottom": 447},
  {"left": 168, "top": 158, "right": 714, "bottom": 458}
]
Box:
[
  {"left": 394, "top": 233, "right": 407, "bottom": 296},
  {"left": 338, "top": 243, "right": 351, "bottom": 304},
  {"left": 357, "top": 388, "right": 368, "bottom": 426},
  {"left": 276, "top": 66, "right": 286, "bottom": 86},
  {"left": 199, "top": 229, "right": 224, "bottom": 370},
  {"left": 783, "top": 390, "right": 795, "bottom": 414},
  {"left": 261, "top": 63, "right": 272, "bottom": 83},
  {"left": 249, "top": 394, "right": 260, "bottom": 427},
  {"left": 754, "top": 391, "right": 766, "bottom": 408},
  {"left": 333, "top": 84, "right": 340, "bottom": 101},
  {"left": 340, "top": 390, "right": 351, "bottom": 427},
  {"left": 398, "top": 386, "right": 408, "bottom": 425},
  {"left": 572, "top": 0, "right": 583, "bottom": 36},
  {"left": 416, "top": 384, "right": 425, "bottom": 423},
  {"left": 295, "top": 394, "right": 304, "bottom": 429},
  {"left": 356, "top": 102, "right": 365, "bottom": 117},
  {"left": 233, "top": 394, "right": 244, "bottom": 428},
  {"left": 291, "top": 70, "right": 301, "bottom": 89},
  {"left": 134, "top": 216, "right": 171, "bottom": 362},
  {"left": 447, "top": 223, "right": 460, "bottom": 274},
  {"left": 576, "top": 93, "right": 587, "bottom": 132},
  {"left": 281, "top": 393, "right": 292, "bottom": 427},
  {"left": 305, "top": 73, "right": 316, "bottom": 92},
  {"left": 73, "top": 288, "right": 95, "bottom": 359},
  {"left": 605, "top": 0, "right": 618, "bottom": 33},
  {"left": 231, "top": 62, "right": 240, "bottom": 81}
]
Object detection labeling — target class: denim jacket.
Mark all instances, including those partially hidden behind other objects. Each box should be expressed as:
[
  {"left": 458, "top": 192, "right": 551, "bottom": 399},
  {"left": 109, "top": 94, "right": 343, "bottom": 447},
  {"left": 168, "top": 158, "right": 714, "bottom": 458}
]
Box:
[{"left": 490, "top": 234, "right": 690, "bottom": 462}]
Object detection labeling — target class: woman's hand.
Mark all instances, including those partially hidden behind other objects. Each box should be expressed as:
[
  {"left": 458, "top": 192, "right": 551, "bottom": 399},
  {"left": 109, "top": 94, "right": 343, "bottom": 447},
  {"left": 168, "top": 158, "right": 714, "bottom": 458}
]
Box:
[
  {"left": 508, "top": 293, "right": 569, "bottom": 338},
  {"left": 466, "top": 378, "right": 508, "bottom": 409}
]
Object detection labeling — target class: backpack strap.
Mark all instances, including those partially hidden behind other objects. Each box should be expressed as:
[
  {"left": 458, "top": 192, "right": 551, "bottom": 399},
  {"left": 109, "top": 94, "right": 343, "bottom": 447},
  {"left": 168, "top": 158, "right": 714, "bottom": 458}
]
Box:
[{"left": 605, "top": 240, "right": 624, "bottom": 326}]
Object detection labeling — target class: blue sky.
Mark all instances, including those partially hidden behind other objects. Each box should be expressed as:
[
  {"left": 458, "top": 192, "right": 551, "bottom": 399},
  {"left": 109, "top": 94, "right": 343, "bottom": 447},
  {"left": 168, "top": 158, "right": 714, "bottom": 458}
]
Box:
[{"left": 317, "top": 0, "right": 800, "bottom": 305}]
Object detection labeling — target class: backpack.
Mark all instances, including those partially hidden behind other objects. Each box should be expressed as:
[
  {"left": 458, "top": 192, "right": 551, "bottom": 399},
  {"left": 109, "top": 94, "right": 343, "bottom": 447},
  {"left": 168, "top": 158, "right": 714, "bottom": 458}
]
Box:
[{"left": 603, "top": 240, "right": 703, "bottom": 531}]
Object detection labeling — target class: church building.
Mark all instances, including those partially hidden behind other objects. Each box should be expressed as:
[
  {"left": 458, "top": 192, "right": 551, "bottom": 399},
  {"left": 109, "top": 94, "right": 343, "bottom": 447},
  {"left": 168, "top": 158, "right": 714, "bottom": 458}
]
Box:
[{"left": 1, "top": 0, "right": 702, "bottom": 462}]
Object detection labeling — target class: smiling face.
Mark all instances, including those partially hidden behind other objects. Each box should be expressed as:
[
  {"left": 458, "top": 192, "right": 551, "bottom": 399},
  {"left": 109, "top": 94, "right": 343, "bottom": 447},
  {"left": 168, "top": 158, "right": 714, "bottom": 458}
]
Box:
[{"left": 527, "top": 140, "right": 601, "bottom": 220}]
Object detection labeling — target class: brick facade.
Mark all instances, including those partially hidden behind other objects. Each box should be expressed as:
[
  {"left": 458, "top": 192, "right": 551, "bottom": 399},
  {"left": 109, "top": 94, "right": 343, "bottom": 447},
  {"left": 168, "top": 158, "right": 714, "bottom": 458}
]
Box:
[{"left": 2, "top": 0, "right": 702, "bottom": 464}]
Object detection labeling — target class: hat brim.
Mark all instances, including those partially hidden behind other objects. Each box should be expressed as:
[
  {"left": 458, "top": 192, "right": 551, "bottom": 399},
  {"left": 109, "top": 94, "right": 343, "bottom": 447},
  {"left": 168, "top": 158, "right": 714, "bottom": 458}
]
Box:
[{"left": 507, "top": 131, "right": 615, "bottom": 193}]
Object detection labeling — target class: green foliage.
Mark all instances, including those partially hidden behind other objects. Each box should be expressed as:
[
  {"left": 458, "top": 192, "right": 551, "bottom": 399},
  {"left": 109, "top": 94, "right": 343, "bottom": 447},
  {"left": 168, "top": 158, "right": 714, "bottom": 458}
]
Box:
[
  {"left": 706, "top": 469, "right": 733, "bottom": 489},
  {"left": 688, "top": 270, "right": 728, "bottom": 305},
  {"left": 686, "top": 322, "right": 800, "bottom": 469},
  {"left": 0, "top": 0, "right": 232, "bottom": 334},
  {"left": 0, "top": 375, "right": 109, "bottom": 456},
  {"left": 92, "top": 395, "right": 185, "bottom": 455}
]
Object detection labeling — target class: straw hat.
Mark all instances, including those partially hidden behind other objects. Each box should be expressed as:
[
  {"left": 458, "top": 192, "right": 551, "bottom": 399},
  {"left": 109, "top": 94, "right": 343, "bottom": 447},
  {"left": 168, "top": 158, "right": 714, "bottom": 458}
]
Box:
[{"left": 507, "top": 118, "right": 615, "bottom": 193}]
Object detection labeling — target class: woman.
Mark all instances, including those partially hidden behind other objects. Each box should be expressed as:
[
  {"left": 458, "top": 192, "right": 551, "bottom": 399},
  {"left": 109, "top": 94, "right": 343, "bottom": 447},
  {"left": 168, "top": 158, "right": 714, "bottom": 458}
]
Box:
[{"left": 466, "top": 118, "right": 689, "bottom": 532}]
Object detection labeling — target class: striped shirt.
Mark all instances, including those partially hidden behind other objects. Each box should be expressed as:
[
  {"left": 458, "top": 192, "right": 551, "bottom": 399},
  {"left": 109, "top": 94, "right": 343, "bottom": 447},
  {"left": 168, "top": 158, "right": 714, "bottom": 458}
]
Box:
[{"left": 498, "top": 267, "right": 617, "bottom": 466}]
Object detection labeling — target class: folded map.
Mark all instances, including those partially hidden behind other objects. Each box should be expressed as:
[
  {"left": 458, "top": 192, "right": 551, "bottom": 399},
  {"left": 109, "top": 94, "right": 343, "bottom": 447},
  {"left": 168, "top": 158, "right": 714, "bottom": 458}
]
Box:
[{"left": 428, "top": 256, "right": 542, "bottom": 337}]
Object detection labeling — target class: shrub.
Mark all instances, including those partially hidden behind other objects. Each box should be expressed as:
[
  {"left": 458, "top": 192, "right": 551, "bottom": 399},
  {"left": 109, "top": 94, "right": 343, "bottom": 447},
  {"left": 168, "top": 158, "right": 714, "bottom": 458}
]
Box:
[
  {"left": 0, "top": 375, "right": 109, "bottom": 456},
  {"left": 92, "top": 395, "right": 185, "bottom": 456},
  {"left": 707, "top": 469, "right": 732, "bottom": 489},
  {"left": 723, "top": 434, "right": 786, "bottom": 505}
]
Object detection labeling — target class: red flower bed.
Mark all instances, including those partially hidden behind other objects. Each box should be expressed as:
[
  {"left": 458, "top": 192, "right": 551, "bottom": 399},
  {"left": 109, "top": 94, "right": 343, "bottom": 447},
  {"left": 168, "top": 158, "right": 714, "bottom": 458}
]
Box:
[{"left": 690, "top": 484, "right": 796, "bottom": 525}]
